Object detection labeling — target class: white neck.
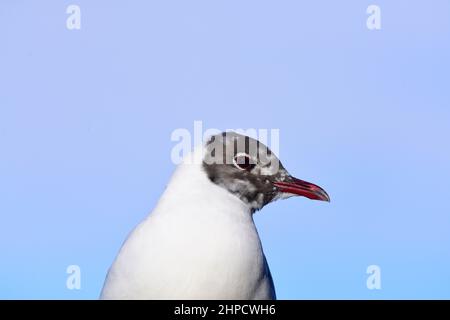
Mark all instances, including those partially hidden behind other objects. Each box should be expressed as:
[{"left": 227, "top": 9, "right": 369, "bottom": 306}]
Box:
[{"left": 151, "top": 146, "right": 253, "bottom": 222}]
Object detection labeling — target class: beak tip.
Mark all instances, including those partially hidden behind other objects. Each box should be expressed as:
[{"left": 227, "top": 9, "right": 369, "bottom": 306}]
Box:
[{"left": 317, "top": 193, "right": 330, "bottom": 202}]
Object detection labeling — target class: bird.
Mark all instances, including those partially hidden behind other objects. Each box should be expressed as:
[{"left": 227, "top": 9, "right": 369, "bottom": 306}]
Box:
[{"left": 100, "top": 132, "right": 329, "bottom": 299}]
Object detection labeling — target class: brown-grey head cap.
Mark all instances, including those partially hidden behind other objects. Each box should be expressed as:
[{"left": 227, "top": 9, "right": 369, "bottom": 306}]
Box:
[{"left": 202, "top": 132, "right": 330, "bottom": 212}]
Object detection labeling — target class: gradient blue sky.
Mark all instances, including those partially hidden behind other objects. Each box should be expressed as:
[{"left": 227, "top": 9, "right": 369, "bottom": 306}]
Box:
[{"left": 1, "top": 1, "right": 449, "bottom": 299}]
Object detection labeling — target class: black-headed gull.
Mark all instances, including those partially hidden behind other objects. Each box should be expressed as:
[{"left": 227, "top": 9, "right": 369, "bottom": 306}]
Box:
[{"left": 101, "top": 132, "right": 329, "bottom": 299}]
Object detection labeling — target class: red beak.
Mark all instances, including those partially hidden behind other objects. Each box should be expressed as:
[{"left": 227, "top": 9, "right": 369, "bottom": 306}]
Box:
[{"left": 274, "top": 177, "right": 330, "bottom": 202}]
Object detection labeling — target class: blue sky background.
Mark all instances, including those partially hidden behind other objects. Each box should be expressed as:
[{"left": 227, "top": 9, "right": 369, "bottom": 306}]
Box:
[{"left": 1, "top": 1, "right": 449, "bottom": 299}]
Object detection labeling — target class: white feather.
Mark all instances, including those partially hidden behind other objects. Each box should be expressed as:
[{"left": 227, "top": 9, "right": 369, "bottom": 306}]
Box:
[{"left": 100, "top": 146, "right": 275, "bottom": 299}]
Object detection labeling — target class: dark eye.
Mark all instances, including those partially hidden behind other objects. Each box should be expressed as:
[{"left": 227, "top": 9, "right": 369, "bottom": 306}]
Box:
[{"left": 233, "top": 154, "right": 256, "bottom": 171}]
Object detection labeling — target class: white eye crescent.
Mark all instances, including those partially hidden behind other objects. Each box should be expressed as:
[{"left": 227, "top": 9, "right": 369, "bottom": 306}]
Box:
[{"left": 233, "top": 153, "right": 256, "bottom": 171}]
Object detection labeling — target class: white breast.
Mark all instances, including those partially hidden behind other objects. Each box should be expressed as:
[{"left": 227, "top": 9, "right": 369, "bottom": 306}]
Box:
[{"left": 100, "top": 147, "right": 275, "bottom": 300}]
